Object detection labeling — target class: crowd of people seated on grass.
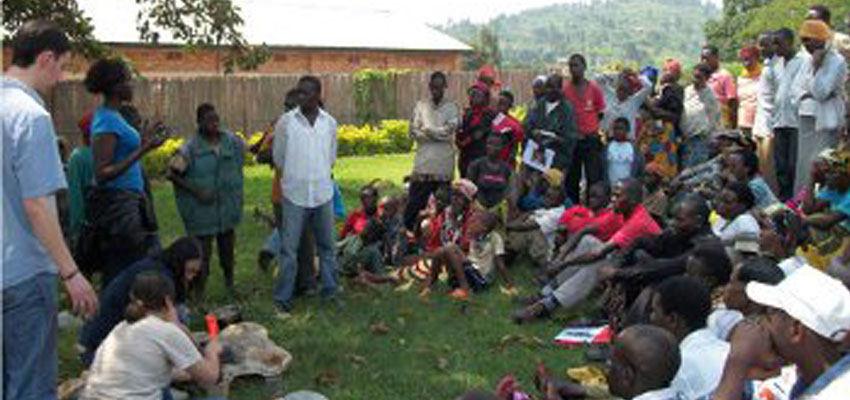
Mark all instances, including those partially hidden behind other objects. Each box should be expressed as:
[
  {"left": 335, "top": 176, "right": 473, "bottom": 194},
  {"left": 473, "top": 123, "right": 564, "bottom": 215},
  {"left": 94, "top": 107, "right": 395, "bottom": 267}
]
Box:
[{"left": 4, "top": 4, "right": 850, "bottom": 399}]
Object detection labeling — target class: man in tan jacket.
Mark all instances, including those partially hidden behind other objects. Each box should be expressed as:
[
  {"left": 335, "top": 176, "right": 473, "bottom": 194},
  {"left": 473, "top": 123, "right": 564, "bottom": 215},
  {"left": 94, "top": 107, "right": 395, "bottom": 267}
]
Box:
[{"left": 403, "top": 71, "right": 461, "bottom": 231}]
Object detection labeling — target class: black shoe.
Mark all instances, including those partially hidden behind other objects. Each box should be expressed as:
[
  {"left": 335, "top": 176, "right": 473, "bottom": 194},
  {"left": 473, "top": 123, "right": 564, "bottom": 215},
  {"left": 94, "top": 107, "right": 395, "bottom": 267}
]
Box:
[
  {"left": 258, "top": 251, "right": 275, "bottom": 272},
  {"left": 512, "top": 302, "right": 550, "bottom": 324}
]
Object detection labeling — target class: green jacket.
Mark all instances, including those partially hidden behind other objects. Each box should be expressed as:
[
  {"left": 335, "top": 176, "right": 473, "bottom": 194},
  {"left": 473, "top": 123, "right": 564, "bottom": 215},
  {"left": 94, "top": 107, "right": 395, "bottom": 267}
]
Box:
[
  {"left": 524, "top": 99, "right": 578, "bottom": 170},
  {"left": 67, "top": 146, "right": 94, "bottom": 239},
  {"left": 174, "top": 131, "right": 244, "bottom": 236}
]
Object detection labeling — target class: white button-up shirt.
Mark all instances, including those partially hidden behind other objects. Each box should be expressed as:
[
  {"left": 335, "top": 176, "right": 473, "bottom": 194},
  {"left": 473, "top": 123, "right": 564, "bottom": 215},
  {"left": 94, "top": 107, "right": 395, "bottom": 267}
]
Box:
[
  {"left": 754, "top": 56, "right": 778, "bottom": 138},
  {"left": 273, "top": 107, "right": 337, "bottom": 208},
  {"left": 773, "top": 51, "right": 811, "bottom": 129},
  {"left": 671, "top": 328, "right": 730, "bottom": 400}
]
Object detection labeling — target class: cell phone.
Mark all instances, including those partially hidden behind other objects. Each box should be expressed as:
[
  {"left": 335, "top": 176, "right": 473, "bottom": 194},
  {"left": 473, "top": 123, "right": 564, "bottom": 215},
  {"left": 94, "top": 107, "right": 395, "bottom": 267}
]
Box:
[{"left": 205, "top": 314, "right": 220, "bottom": 339}]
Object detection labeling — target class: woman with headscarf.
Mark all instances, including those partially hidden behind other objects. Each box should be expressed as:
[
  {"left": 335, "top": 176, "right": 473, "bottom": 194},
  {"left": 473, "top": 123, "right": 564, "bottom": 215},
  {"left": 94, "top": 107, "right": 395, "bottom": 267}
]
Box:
[
  {"left": 638, "top": 58, "right": 685, "bottom": 179},
  {"left": 456, "top": 83, "right": 497, "bottom": 178},
  {"left": 737, "top": 46, "right": 762, "bottom": 138}
]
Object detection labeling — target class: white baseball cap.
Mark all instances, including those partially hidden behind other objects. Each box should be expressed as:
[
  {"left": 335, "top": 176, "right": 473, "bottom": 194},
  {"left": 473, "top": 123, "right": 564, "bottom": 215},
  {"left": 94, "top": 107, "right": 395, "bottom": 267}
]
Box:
[{"left": 747, "top": 265, "right": 850, "bottom": 342}]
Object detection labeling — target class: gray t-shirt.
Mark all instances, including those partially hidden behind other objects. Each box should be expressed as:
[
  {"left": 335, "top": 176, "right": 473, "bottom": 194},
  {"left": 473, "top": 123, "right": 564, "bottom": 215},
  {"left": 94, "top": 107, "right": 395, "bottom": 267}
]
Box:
[
  {"left": 2, "top": 78, "right": 67, "bottom": 288},
  {"left": 83, "top": 315, "right": 203, "bottom": 400}
]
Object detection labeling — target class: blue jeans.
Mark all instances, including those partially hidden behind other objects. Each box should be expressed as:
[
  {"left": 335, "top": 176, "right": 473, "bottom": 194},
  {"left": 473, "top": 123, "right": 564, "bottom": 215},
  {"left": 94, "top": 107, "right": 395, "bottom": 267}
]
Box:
[
  {"left": 3, "top": 273, "right": 58, "bottom": 400},
  {"left": 274, "top": 198, "right": 338, "bottom": 310}
]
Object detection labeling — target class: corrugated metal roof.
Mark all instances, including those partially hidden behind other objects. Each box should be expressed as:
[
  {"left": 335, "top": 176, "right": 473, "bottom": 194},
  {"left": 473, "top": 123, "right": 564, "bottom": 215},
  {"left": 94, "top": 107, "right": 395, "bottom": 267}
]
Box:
[{"left": 77, "top": 0, "right": 471, "bottom": 52}]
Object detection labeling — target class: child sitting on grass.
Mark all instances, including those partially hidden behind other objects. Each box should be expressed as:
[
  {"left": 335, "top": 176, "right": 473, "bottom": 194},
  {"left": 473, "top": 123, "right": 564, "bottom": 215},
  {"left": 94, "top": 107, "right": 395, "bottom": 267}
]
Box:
[
  {"left": 336, "top": 217, "right": 399, "bottom": 288},
  {"left": 421, "top": 210, "right": 513, "bottom": 300}
]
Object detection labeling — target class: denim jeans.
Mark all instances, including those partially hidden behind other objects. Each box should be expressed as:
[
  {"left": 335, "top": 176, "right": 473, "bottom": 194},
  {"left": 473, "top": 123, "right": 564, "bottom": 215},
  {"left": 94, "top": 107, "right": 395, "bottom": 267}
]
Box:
[
  {"left": 3, "top": 273, "right": 58, "bottom": 400},
  {"left": 274, "top": 197, "right": 338, "bottom": 310}
]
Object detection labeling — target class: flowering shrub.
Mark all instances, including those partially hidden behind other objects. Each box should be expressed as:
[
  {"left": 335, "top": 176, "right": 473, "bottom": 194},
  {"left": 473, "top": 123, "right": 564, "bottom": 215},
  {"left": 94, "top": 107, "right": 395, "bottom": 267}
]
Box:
[
  {"left": 337, "top": 119, "right": 412, "bottom": 157},
  {"left": 142, "top": 121, "right": 411, "bottom": 179}
]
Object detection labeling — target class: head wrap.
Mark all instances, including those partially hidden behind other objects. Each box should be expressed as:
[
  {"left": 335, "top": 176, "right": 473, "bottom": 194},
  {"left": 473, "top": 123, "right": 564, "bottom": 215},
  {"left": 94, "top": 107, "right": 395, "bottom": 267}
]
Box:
[
  {"left": 478, "top": 65, "right": 497, "bottom": 79},
  {"left": 800, "top": 20, "right": 832, "bottom": 42},
  {"left": 739, "top": 46, "right": 760, "bottom": 60},
  {"left": 817, "top": 148, "right": 850, "bottom": 173},
  {"left": 544, "top": 168, "right": 564, "bottom": 187},
  {"left": 619, "top": 70, "right": 641, "bottom": 95},
  {"left": 533, "top": 75, "right": 548, "bottom": 87},
  {"left": 641, "top": 66, "right": 659, "bottom": 85},
  {"left": 662, "top": 58, "right": 682, "bottom": 76},
  {"left": 453, "top": 179, "right": 478, "bottom": 201}
]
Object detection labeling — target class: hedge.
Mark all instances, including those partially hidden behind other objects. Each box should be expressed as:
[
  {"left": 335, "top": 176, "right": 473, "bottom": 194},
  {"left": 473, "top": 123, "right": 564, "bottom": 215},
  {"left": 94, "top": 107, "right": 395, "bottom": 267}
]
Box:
[{"left": 141, "top": 120, "right": 412, "bottom": 179}]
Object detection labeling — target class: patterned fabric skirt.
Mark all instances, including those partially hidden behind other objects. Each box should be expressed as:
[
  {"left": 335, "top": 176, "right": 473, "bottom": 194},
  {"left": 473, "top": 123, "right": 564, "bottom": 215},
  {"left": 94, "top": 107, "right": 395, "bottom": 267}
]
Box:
[{"left": 637, "top": 120, "right": 679, "bottom": 179}]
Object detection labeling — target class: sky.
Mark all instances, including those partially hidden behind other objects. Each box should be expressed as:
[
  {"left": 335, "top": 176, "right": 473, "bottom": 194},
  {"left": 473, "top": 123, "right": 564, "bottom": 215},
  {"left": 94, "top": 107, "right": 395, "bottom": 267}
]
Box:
[{"left": 240, "top": 0, "right": 724, "bottom": 25}]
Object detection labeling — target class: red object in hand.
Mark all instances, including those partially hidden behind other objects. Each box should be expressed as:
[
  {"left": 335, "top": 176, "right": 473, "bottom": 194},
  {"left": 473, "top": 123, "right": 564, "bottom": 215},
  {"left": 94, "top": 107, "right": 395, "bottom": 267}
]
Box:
[{"left": 205, "top": 314, "right": 219, "bottom": 339}]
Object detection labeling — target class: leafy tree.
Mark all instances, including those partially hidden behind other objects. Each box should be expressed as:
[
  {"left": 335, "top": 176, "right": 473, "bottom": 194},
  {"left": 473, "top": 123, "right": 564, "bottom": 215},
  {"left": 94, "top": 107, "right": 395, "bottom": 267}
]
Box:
[
  {"left": 705, "top": 0, "right": 850, "bottom": 60},
  {"left": 2, "top": 0, "right": 269, "bottom": 73},
  {"left": 465, "top": 26, "right": 502, "bottom": 71}
]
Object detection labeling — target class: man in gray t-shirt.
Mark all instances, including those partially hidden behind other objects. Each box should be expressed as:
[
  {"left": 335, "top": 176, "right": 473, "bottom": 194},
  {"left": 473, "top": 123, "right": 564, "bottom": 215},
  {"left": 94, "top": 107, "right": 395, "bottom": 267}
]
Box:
[{"left": 2, "top": 20, "right": 98, "bottom": 399}]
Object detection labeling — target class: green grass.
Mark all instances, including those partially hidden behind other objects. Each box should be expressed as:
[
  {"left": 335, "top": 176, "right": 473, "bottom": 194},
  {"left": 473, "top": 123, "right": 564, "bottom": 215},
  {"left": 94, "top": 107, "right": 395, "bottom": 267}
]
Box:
[{"left": 59, "top": 153, "right": 588, "bottom": 400}]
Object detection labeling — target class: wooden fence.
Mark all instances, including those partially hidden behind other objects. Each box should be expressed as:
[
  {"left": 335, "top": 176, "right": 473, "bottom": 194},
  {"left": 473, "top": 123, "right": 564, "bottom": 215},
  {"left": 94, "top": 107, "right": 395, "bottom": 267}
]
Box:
[{"left": 47, "top": 70, "right": 540, "bottom": 141}]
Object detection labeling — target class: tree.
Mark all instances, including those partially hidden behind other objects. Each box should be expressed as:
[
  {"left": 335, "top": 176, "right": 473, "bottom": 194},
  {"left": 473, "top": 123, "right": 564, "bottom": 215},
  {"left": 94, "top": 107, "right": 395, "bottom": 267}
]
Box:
[
  {"left": 705, "top": 0, "right": 850, "bottom": 61},
  {"left": 465, "top": 26, "right": 502, "bottom": 71},
  {"left": 2, "top": 0, "right": 270, "bottom": 73}
]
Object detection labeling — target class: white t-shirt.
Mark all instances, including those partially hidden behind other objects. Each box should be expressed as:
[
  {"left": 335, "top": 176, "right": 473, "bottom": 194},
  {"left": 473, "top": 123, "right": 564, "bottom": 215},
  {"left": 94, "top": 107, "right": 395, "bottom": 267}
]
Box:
[
  {"left": 468, "top": 231, "right": 506, "bottom": 278},
  {"left": 606, "top": 141, "right": 635, "bottom": 184},
  {"left": 712, "top": 213, "right": 760, "bottom": 242},
  {"left": 83, "top": 315, "right": 203, "bottom": 400},
  {"left": 671, "top": 328, "right": 730, "bottom": 400},
  {"left": 531, "top": 205, "right": 566, "bottom": 249}
]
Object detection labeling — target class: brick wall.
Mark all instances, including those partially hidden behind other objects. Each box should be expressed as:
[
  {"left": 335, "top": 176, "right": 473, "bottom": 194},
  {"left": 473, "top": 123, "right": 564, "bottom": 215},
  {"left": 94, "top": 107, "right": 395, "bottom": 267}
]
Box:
[{"left": 3, "top": 44, "right": 464, "bottom": 75}]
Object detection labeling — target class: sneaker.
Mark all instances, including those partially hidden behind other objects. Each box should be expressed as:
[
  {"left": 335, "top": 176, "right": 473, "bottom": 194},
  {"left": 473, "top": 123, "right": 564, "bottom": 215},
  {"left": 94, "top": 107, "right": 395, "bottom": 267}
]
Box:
[
  {"left": 418, "top": 286, "right": 432, "bottom": 299},
  {"left": 273, "top": 303, "right": 292, "bottom": 320},
  {"left": 449, "top": 288, "right": 469, "bottom": 300}
]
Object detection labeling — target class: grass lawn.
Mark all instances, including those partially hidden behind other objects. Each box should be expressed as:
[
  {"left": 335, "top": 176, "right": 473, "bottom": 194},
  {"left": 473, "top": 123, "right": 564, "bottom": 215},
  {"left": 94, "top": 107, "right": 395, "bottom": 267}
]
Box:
[{"left": 59, "top": 153, "right": 588, "bottom": 399}]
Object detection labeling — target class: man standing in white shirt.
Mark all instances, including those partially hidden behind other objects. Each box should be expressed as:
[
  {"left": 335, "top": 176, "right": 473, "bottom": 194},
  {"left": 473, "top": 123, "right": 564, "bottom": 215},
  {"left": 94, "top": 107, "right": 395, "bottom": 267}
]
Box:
[
  {"left": 771, "top": 28, "right": 811, "bottom": 200},
  {"left": 273, "top": 76, "right": 340, "bottom": 314},
  {"left": 650, "top": 276, "right": 730, "bottom": 400}
]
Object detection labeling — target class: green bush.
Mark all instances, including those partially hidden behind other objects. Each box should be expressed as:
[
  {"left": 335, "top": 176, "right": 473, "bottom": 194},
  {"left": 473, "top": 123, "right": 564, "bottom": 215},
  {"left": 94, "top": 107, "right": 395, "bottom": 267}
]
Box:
[
  {"left": 337, "top": 119, "right": 412, "bottom": 157},
  {"left": 142, "top": 122, "right": 411, "bottom": 180}
]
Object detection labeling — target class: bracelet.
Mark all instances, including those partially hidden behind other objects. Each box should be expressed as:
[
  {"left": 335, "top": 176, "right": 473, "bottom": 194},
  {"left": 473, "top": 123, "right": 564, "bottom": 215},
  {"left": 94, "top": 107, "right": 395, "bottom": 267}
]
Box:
[{"left": 62, "top": 270, "right": 79, "bottom": 281}]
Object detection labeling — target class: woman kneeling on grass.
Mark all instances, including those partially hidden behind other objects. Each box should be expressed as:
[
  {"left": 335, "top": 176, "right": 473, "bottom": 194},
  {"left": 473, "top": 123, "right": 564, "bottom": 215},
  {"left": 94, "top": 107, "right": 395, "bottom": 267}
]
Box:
[
  {"left": 82, "top": 273, "right": 223, "bottom": 400},
  {"left": 78, "top": 237, "right": 203, "bottom": 367}
]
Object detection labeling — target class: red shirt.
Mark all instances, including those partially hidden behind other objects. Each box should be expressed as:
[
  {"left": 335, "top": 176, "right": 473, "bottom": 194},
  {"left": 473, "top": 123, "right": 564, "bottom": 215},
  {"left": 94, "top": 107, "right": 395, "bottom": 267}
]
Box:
[
  {"left": 609, "top": 204, "right": 662, "bottom": 249},
  {"left": 492, "top": 112, "right": 525, "bottom": 168},
  {"left": 559, "top": 206, "right": 624, "bottom": 241},
  {"left": 340, "top": 209, "right": 371, "bottom": 239},
  {"left": 563, "top": 80, "right": 606, "bottom": 137}
]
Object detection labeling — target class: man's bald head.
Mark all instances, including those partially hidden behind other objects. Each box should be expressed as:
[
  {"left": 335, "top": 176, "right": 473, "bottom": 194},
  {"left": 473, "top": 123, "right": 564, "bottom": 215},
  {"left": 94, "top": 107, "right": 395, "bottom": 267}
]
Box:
[{"left": 608, "top": 324, "right": 681, "bottom": 399}]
